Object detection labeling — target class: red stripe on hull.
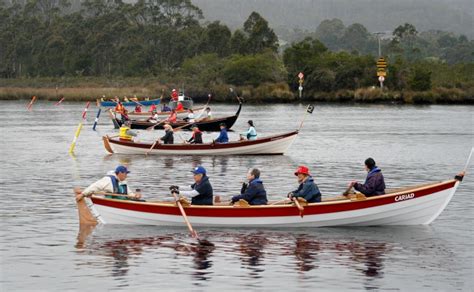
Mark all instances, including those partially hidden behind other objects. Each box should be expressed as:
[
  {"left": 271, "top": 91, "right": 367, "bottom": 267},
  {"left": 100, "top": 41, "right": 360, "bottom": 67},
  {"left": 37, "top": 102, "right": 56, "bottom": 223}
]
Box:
[{"left": 91, "top": 180, "right": 456, "bottom": 218}]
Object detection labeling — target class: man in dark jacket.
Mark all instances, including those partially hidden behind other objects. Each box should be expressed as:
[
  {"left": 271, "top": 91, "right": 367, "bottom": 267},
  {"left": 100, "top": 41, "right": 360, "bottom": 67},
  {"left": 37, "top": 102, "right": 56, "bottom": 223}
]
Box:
[
  {"left": 231, "top": 168, "right": 267, "bottom": 205},
  {"left": 288, "top": 166, "right": 321, "bottom": 203},
  {"left": 160, "top": 124, "right": 174, "bottom": 144},
  {"left": 171, "top": 166, "right": 213, "bottom": 205},
  {"left": 349, "top": 158, "right": 386, "bottom": 196}
]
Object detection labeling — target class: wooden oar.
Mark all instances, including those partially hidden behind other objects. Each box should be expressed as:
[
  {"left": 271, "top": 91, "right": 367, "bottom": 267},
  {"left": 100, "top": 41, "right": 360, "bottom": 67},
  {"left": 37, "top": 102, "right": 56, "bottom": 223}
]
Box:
[
  {"left": 146, "top": 119, "right": 167, "bottom": 131},
  {"left": 270, "top": 198, "right": 291, "bottom": 205},
  {"left": 292, "top": 197, "right": 305, "bottom": 218},
  {"left": 171, "top": 191, "right": 198, "bottom": 238},
  {"left": 195, "top": 94, "right": 212, "bottom": 120}
]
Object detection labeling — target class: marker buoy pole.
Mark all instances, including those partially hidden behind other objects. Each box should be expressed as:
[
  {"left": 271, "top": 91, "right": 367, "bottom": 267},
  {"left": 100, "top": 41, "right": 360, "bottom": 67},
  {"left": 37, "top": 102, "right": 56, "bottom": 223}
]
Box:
[
  {"left": 26, "top": 96, "right": 37, "bottom": 111},
  {"left": 92, "top": 108, "right": 102, "bottom": 131},
  {"left": 69, "top": 102, "right": 90, "bottom": 153},
  {"left": 54, "top": 97, "right": 65, "bottom": 106}
]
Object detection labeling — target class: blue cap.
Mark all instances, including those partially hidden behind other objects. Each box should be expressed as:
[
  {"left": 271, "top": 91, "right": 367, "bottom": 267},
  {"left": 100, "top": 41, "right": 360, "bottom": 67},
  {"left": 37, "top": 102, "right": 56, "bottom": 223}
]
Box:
[
  {"left": 115, "top": 165, "right": 130, "bottom": 174},
  {"left": 191, "top": 166, "right": 206, "bottom": 175}
]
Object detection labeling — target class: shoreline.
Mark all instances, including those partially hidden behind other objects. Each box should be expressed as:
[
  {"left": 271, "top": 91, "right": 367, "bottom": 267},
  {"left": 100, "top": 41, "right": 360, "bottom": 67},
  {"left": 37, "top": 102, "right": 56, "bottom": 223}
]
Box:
[{"left": 1, "top": 80, "right": 473, "bottom": 105}]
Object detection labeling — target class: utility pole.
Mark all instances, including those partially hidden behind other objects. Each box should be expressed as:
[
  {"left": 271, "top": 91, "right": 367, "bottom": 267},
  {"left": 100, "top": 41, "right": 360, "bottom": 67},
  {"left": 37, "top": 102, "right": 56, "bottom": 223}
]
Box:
[
  {"left": 373, "top": 32, "right": 384, "bottom": 57},
  {"left": 373, "top": 32, "right": 387, "bottom": 89}
]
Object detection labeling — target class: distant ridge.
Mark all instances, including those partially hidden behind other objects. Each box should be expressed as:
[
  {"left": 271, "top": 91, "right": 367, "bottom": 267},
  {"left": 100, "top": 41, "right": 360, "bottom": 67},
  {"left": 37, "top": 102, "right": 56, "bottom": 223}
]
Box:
[{"left": 193, "top": 0, "right": 473, "bottom": 38}]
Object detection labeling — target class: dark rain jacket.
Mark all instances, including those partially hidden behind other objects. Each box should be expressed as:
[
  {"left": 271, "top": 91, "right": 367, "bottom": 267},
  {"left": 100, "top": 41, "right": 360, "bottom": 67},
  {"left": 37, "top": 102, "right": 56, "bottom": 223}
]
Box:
[
  {"left": 291, "top": 176, "right": 321, "bottom": 203},
  {"left": 231, "top": 178, "right": 268, "bottom": 205},
  {"left": 354, "top": 167, "right": 386, "bottom": 196},
  {"left": 160, "top": 129, "right": 174, "bottom": 144}
]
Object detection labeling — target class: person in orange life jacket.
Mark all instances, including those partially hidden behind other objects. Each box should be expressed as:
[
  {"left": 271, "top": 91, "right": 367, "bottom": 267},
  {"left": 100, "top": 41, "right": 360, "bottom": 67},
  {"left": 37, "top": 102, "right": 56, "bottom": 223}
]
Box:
[
  {"left": 348, "top": 158, "right": 386, "bottom": 197},
  {"left": 287, "top": 166, "right": 321, "bottom": 203},
  {"left": 231, "top": 168, "right": 268, "bottom": 205},
  {"left": 119, "top": 121, "right": 137, "bottom": 141},
  {"left": 74, "top": 165, "right": 142, "bottom": 201},
  {"left": 214, "top": 123, "right": 229, "bottom": 143},
  {"left": 166, "top": 109, "right": 177, "bottom": 123},
  {"left": 149, "top": 104, "right": 157, "bottom": 112},
  {"left": 187, "top": 125, "right": 203, "bottom": 144},
  {"left": 176, "top": 102, "right": 184, "bottom": 111},
  {"left": 170, "top": 166, "right": 213, "bottom": 205},
  {"left": 171, "top": 89, "right": 179, "bottom": 101},
  {"left": 160, "top": 124, "right": 174, "bottom": 144}
]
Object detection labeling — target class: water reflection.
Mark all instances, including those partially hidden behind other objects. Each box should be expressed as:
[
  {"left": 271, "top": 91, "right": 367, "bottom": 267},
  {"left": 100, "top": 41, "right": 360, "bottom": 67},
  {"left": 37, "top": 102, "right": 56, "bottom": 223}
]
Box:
[
  {"left": 75, "top": 226, "right": 398, "bottom": 285},
  {"left": 237, "top": 232, "right": 268, "bottom": 277}
]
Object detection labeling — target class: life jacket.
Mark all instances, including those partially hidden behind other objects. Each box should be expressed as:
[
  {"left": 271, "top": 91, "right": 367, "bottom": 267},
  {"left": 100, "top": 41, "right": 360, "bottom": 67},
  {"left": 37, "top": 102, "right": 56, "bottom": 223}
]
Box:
[
  {"left": 149, "top": 104, "right": 157, "bottom": 112},
  {"left": 115, "top": 103, "right": 125, "bottom": 114},
  {"left": 135, "top": 105, "right": 142, "bottom": 113},
  {"left": 168, "top": 112, "right": 177, "bottom": 123},
  {"left": 176, "top": 102, "right": 184, "bottom": 111},
  {"left": 171, "top": 91, "right": 179, "bottom": 101},
  {"left": 107, "top": 175, "right": 128, "bottom": 200},
  {"left": 119, "top": 126, "right": 133, "bottom": 140}
]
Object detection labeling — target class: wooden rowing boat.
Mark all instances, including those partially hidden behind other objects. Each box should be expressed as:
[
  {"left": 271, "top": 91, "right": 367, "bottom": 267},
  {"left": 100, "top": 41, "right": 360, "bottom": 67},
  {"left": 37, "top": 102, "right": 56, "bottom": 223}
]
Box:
[
  {"left": 122, "top": 107, "right": 205, "bottom": 121},
  {"left": 100, "top": 98, "right": 161, "bottom": 107},
  {"left": 102, "top": 130, "right": 298, "bottom": 155},
  {"left": 111, "top": 102, "right": 242, "bottom": 131},
  {"left": 83, "top": 175, "right": 463, "bottom": 227}
]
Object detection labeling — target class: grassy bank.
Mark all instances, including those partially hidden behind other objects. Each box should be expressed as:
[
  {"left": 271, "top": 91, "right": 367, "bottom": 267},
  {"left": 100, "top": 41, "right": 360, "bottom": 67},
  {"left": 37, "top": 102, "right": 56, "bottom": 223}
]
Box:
[{"left": 1, "top": 77, "right": 473, "bottom": 104}]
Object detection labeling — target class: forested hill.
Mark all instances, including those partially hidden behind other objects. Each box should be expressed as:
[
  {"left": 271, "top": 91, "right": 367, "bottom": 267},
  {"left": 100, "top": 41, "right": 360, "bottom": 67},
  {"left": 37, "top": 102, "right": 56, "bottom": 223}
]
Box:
[{"left": 193, "top": 0, "right": 474, "bottom": 38}]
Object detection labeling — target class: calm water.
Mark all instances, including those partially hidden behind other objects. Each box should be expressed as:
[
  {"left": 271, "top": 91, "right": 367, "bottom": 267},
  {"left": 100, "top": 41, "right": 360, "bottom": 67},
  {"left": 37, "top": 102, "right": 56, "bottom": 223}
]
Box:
[{"left": 0, "top": 101, "right": 472, "bottom": 291}]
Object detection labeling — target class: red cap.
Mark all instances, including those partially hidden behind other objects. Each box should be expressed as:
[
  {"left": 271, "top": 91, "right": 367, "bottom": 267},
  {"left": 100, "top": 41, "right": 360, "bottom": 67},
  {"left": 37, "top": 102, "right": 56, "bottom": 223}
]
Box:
[{"left": 294, "top": 166, "right": 311, "bottom": 176}]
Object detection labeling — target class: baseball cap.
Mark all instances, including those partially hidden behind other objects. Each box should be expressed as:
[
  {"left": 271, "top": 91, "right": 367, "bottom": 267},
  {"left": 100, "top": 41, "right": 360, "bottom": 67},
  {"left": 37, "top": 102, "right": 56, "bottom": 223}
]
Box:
[
  {"left": 191, "top": 166, "right": 206, "bottom": 175},
  {"left": 115, "top": 165, "right": 130, "bottom": 174}
]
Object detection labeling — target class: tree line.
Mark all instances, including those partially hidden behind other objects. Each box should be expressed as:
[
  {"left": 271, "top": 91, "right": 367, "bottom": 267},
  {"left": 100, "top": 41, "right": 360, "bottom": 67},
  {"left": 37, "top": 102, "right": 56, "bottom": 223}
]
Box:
[{"left": 1, "top": 0, "right": 473, "bottom": 100}]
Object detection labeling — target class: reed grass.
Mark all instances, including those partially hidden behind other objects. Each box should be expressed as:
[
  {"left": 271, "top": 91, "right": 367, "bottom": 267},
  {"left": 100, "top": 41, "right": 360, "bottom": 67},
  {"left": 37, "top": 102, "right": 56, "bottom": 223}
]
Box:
[{"left": 0, "top": 77, "right": 472, "bottom": 104}]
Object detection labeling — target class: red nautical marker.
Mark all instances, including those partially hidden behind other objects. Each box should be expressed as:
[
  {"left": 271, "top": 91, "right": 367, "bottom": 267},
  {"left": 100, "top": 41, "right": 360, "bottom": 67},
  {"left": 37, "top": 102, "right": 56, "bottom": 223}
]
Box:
[{"left": 298, "top": 72, "right": 304, "bottom": 79}]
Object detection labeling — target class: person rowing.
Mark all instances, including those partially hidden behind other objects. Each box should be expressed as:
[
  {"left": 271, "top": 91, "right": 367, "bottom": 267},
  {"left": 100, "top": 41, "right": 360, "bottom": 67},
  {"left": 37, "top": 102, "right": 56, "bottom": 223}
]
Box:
[
  {"left": 287, "top": 166, "right": 321, "bottom": 203},
  {"left": 74, "top": 165, "right": 142, "bottom": 201},
  {"left": 348, "top": 158, "right": 386, "bottom": 197},
  {"left": 184, "top": 109, "right": 195, "bottom": 123},
  {"left": 187, "top": 125, "right": 203, "bottom": 144},
  {"left": 169, "top": 166, "right": 213, "bottom": 205},
  {"left": 167, "top": 109, "right": 177, "bottom": 123},
  {"left": 160, "top": 124, "right": 174, "bottom": 144},
  {"left": 240, "top": 120, "right": 257, "bottom": 141},
  {"left": 231, "top": 168, "right": 268, "bottom": 205},
  {"left": 214, "top": 123, "right": 229, "bottom": 143},
  {"left": 119, "top": 120, "right": 137, "bottom": 141}
]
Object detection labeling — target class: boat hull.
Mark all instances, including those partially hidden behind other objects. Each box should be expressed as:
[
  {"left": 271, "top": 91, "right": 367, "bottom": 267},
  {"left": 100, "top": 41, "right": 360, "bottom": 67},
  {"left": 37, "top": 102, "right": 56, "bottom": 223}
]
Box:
[
  {"left": 88, "top": 179, "right": 459, "bottom": 227},
  {"left": 112, "top": 103, "right": 242, "bottom": 131},
  {"left": 103, "top": 131, "right": 298, "bottom": 155},
  {"left": 101, "top": 99, "right": 161, "bottom": 107}
]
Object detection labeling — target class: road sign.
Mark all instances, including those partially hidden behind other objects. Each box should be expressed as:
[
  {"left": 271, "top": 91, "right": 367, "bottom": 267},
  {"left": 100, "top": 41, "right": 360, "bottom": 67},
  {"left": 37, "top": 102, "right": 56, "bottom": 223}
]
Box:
[
  {"left": 298, "top": 72, "right": 304, "bottom": 79},
  {"left": 378, "top": 76, "right": 385, "bottom": 82},
  {"left": 377, "top": 57, "right": 387, "bottom": 69}
]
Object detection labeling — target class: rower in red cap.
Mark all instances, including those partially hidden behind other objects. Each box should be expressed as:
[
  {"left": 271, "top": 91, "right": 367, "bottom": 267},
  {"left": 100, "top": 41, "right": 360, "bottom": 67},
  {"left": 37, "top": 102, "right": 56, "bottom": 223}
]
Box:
[{"left": 287, "top": 166, "right": 322, "bottom": 203}]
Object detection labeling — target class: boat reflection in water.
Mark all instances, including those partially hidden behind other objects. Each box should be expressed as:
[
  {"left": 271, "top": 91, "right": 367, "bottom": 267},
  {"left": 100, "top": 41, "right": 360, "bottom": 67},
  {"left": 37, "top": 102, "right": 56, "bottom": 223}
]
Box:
[{"left": 74, "top": 225, "right": 408, "bottom": 285}]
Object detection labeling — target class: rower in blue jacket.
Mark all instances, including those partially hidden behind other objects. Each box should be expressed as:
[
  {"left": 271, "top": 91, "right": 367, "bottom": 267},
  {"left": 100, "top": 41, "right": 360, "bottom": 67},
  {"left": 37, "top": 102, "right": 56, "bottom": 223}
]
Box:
[
  {"left": 214, "top": 123, "right": 229, "bottom": 143},
  {"left": 231, "top": 168, "right": 268, "bottom": 205}
]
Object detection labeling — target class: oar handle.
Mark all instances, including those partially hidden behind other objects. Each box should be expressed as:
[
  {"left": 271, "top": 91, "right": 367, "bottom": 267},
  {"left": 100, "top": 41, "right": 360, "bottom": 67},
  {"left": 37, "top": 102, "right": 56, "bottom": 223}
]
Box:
[{"left": 292, "top": 198, "right": 305, "bottom": 218}]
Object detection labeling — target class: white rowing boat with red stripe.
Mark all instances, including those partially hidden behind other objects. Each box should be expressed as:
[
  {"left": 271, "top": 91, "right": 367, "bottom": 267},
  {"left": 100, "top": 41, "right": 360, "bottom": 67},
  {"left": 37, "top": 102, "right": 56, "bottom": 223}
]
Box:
[
  {"left": 86, "top": 177, "right": 462, "bottom": 227},
  {"left": 103, "top": 131, "right": 298, "bottom": 155}
]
